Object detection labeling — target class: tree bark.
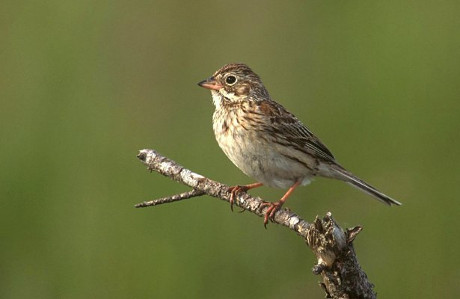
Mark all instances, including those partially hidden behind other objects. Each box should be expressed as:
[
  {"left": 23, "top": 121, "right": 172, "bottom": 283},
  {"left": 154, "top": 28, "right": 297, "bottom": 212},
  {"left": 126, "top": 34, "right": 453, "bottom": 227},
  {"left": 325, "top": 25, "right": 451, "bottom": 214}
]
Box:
[{"left": 136, "top": 149, "right": 377, "bottom": 298}]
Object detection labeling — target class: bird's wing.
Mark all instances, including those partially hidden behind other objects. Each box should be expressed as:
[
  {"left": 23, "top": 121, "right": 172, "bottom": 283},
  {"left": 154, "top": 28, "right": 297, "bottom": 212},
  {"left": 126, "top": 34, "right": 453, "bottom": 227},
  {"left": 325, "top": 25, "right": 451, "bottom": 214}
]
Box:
[{"left": 254, "top": 100, "right": 336, "bottom": 162}]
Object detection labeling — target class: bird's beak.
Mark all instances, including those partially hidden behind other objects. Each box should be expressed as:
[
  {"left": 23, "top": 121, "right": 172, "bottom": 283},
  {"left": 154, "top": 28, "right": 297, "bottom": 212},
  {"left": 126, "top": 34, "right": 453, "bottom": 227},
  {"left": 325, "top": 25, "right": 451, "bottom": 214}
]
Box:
[{"left": 197, "top": 77, "right": 223, "bottom": 91}]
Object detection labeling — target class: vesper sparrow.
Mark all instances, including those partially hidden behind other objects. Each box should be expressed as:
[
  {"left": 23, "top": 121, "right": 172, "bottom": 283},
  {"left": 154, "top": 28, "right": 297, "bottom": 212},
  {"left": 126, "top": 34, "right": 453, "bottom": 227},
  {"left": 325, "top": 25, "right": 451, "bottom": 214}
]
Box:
[{"left": 198, "top": 63, "right": 401, "bottom": 226}]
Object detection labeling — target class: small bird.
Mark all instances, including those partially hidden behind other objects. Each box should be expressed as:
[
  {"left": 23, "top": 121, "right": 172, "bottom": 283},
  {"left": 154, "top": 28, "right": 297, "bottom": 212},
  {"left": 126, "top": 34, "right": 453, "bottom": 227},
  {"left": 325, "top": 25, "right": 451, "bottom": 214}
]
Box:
[{"left": 198, "top": 63, "right": 401, "bottom": 226}]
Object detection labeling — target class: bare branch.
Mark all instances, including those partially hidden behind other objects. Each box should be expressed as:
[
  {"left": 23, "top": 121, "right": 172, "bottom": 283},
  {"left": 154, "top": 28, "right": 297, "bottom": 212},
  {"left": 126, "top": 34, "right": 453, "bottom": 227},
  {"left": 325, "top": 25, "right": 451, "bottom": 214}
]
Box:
[
  {"left": 136, "top": 149, "right": 376, "bottom": 298},
  {"left": 135, "top": 189, "right": 205, "bottom": 208}
]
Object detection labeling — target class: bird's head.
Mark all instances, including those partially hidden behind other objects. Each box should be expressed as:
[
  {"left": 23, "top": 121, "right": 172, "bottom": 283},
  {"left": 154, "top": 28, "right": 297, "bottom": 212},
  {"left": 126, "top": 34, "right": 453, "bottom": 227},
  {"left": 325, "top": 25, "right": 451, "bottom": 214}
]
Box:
[{"left": 198, "top": 63, "right": 269, "bottom": 108}]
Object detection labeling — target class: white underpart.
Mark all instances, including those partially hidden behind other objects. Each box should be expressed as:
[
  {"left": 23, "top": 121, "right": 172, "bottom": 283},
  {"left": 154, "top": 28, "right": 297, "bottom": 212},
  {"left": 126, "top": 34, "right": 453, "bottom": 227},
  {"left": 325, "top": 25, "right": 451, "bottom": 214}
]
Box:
[
  {"left": 211, "top": 90, "right": 223, "bottom": 108},
  {"left": 211, "top": 91, "right": 318, "bottom": 189}
]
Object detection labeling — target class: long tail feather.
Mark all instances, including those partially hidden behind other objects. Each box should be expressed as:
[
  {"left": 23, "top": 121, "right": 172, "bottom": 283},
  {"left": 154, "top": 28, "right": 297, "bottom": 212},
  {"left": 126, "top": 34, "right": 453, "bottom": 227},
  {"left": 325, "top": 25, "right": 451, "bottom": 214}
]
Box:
[{"left": 330, "top": 164, "right": 402, "bottom": 206}]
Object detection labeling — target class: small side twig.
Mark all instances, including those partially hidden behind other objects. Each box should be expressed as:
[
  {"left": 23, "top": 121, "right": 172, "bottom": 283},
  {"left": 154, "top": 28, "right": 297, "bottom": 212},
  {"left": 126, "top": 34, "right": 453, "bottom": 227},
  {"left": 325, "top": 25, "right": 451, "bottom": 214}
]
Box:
[
  {"left": 135, "top": 189, "right": 205, "bottom": 207},
  {"left": 136, "top": 149, "right": 376, "bottom": 298}
]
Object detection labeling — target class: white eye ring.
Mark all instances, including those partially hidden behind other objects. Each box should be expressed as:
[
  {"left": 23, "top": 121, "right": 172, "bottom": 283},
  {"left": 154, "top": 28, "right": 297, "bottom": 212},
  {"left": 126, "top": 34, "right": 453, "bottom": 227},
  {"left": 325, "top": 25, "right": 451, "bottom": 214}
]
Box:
[{"left": 225, "top": 75, "right": 237, "bottom": 85}]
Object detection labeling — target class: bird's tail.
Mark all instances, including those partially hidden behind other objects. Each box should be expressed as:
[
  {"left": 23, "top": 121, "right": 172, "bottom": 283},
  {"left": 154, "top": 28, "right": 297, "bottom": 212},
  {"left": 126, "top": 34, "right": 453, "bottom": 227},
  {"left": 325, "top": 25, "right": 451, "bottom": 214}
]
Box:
[{"left": 329, "top": 164, "right": 402, "bottom": 206}]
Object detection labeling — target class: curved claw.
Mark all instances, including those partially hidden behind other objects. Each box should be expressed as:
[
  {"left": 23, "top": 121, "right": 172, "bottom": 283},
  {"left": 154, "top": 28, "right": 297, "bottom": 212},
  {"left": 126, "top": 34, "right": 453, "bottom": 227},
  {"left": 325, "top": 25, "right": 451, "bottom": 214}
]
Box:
[
  {"left": 259, "top": 181, "right": 301, "bottom": 228},
  {"left": 228, "top": 185, "right": 245, "bottom": 211},
  {"left": 227, "top": 183, "right": 263, "bottom": 211},
  {"left": 260, "top": 201, "right": 283, "bottom": 228}
]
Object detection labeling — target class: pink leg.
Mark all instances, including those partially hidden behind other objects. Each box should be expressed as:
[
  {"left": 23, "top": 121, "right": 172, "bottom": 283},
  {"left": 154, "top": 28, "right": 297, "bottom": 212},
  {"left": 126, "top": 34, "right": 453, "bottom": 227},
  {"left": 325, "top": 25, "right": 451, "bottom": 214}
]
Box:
[{"left": 260, "top": 180, "right": 302, "bottom": 228}]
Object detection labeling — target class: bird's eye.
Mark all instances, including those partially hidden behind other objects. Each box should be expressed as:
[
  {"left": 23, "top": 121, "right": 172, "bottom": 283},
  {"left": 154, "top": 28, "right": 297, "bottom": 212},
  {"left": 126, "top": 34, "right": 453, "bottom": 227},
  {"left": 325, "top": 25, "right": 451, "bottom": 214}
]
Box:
[{"left": 225, "top": 75, "right": 237, "bottom": 85}]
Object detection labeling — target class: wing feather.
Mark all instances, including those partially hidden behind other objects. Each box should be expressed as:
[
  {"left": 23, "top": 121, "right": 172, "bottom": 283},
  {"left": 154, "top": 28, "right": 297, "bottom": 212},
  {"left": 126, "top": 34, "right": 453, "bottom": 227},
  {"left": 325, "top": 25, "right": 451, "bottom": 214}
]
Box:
[{"left": 253, "top": 100, "right": 335, "bottom": 162}]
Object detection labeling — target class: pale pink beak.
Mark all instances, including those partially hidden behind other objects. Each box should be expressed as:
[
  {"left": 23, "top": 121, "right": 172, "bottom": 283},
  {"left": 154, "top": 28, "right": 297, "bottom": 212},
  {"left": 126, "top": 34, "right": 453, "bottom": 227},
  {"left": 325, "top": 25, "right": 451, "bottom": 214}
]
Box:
[{"left": 198, "top": 77, "right": 223, "bottom": 91}]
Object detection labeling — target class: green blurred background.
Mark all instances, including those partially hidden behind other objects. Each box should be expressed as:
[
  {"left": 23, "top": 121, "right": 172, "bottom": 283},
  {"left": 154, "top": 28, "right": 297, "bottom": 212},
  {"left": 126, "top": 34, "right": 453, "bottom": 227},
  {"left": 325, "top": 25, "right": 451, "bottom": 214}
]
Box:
[{"left": 1, "top": 1, "right": 459, "bottom": 298}]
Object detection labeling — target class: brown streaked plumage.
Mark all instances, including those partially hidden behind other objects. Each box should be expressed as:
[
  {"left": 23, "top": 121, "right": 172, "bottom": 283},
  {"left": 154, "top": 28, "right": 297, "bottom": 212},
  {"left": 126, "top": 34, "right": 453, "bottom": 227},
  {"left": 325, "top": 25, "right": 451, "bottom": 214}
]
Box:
[{"left": 198, "top": 63, "right": 401, "bottom": 226}]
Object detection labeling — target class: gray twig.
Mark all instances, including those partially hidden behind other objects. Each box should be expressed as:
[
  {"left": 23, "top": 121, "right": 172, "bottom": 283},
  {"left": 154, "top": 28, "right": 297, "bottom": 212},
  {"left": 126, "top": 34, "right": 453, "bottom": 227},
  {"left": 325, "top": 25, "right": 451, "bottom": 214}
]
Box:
[
  {"left": 136, "top": 149, "right": 376, "bottom": 298},
  {"left": 135, "top": 189, "right": 205, "bottom": 207}
]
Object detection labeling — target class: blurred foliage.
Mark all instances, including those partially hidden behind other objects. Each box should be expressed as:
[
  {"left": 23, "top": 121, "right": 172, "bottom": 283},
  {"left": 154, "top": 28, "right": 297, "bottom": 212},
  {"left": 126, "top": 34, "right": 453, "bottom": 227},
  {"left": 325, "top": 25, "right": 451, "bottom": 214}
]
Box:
[{"left": 1, "top": 1, "right": 459, "bottom": 298}]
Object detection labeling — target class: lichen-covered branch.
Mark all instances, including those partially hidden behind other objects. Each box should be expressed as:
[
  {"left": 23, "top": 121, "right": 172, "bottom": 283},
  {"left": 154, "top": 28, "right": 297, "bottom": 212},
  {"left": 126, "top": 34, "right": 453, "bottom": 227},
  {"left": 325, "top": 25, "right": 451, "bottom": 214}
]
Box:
[{"left": 136, "top": 149, "right": 376, "bottom": 298}]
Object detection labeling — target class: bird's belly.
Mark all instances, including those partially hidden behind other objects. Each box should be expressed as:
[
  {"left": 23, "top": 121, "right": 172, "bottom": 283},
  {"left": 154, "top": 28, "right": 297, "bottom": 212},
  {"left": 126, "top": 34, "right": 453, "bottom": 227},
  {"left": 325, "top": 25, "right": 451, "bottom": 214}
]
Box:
[{"left": 214, "top": 121, "right": 314, "bottom": 189}]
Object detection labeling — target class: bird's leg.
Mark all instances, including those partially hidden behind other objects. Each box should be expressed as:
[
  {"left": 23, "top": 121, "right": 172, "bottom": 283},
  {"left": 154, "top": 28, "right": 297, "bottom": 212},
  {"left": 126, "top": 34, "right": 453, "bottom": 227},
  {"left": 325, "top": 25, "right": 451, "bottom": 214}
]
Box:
[
  {"left": 260, "top": 180, "right": 302, "bottom": 228},
  {"left": 228, "top": 182, "right": 263, "bottom": 211}
]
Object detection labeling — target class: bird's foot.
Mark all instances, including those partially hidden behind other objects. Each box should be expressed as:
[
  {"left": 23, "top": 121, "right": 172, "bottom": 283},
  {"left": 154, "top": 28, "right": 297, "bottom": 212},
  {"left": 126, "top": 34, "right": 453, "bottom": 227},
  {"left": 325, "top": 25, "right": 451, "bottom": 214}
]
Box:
[
  {"left": 259, "top": 200, "right": 284, "bottom": 228},
  {"left": 228, "top": 182, "right": 263, "bottom": 211},
  {"left": 228, "top": 185, "right": 247, "bottom": 212}
]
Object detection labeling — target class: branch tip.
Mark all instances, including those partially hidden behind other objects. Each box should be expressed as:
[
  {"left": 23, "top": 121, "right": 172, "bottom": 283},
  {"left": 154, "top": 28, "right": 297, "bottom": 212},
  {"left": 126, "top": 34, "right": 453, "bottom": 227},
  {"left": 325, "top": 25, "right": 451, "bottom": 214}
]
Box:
[{"left": 346, "top": 226, "right": 363, "bottom": 244}]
